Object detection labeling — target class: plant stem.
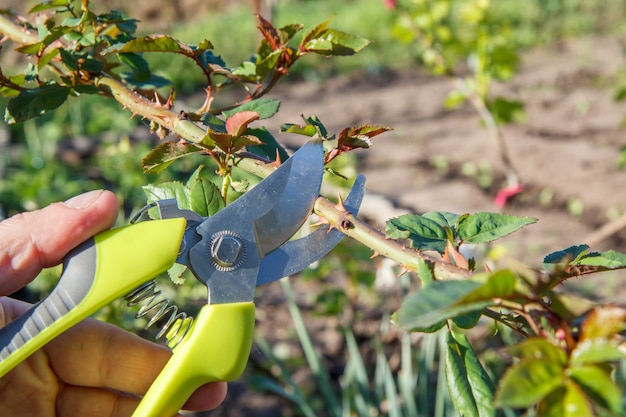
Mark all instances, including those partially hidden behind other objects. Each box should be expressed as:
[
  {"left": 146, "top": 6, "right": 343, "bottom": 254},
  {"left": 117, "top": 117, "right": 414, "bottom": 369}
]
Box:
[
  {"left": 459, "top": 78, "right": 520, "bottom": 187},
  {"left": 0, "top": 13, "right": 470, "bottom": 281}
]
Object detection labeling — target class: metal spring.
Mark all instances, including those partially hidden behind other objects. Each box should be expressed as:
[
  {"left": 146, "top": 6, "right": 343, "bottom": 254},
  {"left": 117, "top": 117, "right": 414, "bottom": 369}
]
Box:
[{"left": 124, "top": 280, "right": 193, "bottom": 349}]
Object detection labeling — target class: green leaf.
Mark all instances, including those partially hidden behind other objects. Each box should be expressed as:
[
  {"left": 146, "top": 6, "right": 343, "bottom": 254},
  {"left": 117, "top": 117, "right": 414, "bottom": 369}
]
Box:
[
  {"left": 536, "top": 383, "right": 594, "bottom": 417},
  {"left": 5, "top": 84, "right": 70, "bottom": 123},
  {"left": 202, "top": 113, "right": 226, "bottom": 133},
  {"left": 444, "top": 89, "right": 468, "bottom": 109},
  {"left": 489, "top": 97, "right": 525, "bottom": 125},
  {"left": 543, "top": 244, "right": 590, "bottom": 268},
  {"left": 29, "top": 0, "right": 67, "bottom": 13},
  {"left": 59, "top": 48, "right": 78, "bottom": 70},
  {"left": 452, "top": 311, "right": 482, "bottom": 329},
  {"left": 190, "top": 179, "right": 225, "bottom": 217},
  {"left": 386, "top": 214, "right": 450, "bottom": 254},
  {"left": 142, "top": 141, "right": 205, "bottom": 174},
  {"left": 167, "top": 263, "right": 188, "bottom": 285},
  {"left": 457, "top": 270, "right": 516, "bottom": 303},
  {"left": 416, "top": 258, "right": 434, "bottom": 285},
  {"left": 117, "top": 34, "right": 192, "bottom": 55},
  {"left": 245, "top": 127, "right": 290, "bottom": 162},
  {"left": 508, "top": 338, "right": 568, "bottom": 365},
  {"left": 561, "top": 381, "right": 594, "bottom": 417},
  {"left": 457, "top": 212, "right": 536, "bottom": 244},
  {"left": 445, "top": 331, "right": 496, "bottom": 417},
  {"left": 118, "top": 52, "right": 152, "bottom": 82},
  {"left": 397, "top": 280, "right": 481, "bottom": 331},
  {"left": 223, "top": 98, "right": 280, "bottom": 120},
  {"left": 568, "top": 365, "right": 624, "bottom": 413},
  {"left": 398, "top": 271, "right": 515, "bottom": 332},
  {"left": 280, "top": 122, "right": 317, "bottom": 137},
  {"left": 571, "top": 339, "right": 626, "bottom": 366},
  {"left": 578, "top": 250, "right": 626, "bottom": 268},
  {"left": 73, "top": 84, "right": 100, "bottom": 95},
  {"left": 142, "top": 181, "right": 190, "bottom": 212},
  {"left": 304, "top": 29, "right": 370, "bottom": 56},
  {"left": 301, "top": 17, "right": 333, "bottom": 47},
  {"left": 495, "top": 359, "right": 564, "bottom": 408}
]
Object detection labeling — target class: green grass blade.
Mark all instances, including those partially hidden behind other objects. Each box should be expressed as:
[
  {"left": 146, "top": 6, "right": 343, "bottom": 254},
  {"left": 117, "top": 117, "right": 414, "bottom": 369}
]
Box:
[{"left": 281, "top": 279, "right": 342, "bottom": 417}]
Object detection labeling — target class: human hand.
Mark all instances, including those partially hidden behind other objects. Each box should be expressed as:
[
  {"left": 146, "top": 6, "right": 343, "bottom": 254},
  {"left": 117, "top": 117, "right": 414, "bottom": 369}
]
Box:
[{"left": 0, "top": 190, "right": 227, "bottom": 417}]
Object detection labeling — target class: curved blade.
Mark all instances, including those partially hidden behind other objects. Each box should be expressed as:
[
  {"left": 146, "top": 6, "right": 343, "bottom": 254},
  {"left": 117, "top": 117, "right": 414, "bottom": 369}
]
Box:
[
  {"left": 257, "top": 174, "right": 366, "bottom": 284},
  {"left": 253, "top": 140, "right": 324, "bottom": 256}
]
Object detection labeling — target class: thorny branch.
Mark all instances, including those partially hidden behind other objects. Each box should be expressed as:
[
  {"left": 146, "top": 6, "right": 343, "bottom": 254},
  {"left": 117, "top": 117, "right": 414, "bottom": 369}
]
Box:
[{"left": 0, "top": 13, "right": 471, "bottom": 281}]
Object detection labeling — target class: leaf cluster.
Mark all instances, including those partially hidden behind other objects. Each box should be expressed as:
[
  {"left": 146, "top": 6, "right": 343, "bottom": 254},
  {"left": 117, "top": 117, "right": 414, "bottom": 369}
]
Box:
[{"left": 383, "top": 211, "right": 626, "bottom": 416}]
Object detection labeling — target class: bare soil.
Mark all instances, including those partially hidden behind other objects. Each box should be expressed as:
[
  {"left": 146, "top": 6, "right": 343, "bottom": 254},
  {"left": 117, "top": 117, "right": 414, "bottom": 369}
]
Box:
[{"left": 200, "top": 35, "right": 626, "bottom": 416}]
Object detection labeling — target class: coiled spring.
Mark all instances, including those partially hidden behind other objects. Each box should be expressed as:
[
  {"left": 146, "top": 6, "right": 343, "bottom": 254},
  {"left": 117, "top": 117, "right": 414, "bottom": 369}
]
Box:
[{"left": 124, "top": 281, "right": 193, "bottom": 348}]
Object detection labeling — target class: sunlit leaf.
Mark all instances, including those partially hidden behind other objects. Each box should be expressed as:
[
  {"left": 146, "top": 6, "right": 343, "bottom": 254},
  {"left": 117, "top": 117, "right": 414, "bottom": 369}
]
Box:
[
  {"left": 396, "top": 272, "right": 514, "bottom": 332},
  {"left": 444, "top": 89, "right": 467, "bottom": 109},
  {"left": 416, "top": 258, "right": 434, "bottom": 285},
  {"left": 167, "top": 263, "right": 187, "bottom": 285},
  {"left": 457, "top": 212, "right": 536, "bottom": 244},
  {"left": 29, "top": 0, "right": 67, "bottom": 13},
  {"left": 568, "top": 365, "right": 623, "bottom": 413},
  {"left": 301, "top": 16, "right": 333, "bottom": 47},
  {"left": 225, "top": 111, "right": 260, "bottom": 137},
  {"left": 278, "top": 23, "right": 304, "bottom": 44},
  {"left": 578, "top": 250, "right": 626, "bottom": 268},
  {"left": 445, "top": 331, "right": 496, "bottom": 417},
  {"left": 571, "top": 338, "right": 626, "bottom": 365},
  {"left": 190, "top": 178, "right": 225, "bottom": 217},
  {"left": 386, "top": 214, "right": 450, "bottom": 253},
  {"left": 117, "top": 34, "right": 193, "bottom": 55},
  {"left": 336, "top": 125, "right": 392, "bottom": 151},
  {"left": 280, "top": 122, "right": 317, "bottom": 137},
  {"left": 142, "top": 141, "right": 205, "bottom": 173},
  {"left": 303, "top": 28, "right": 371, "bottom": 56},
  {"left": 580, "top": 306, "right": 626, "bottom": 341},
  {"left": 142, "top": 181, "right": 190, "bottom": 210},
  {"left": 495, "top": 359, "right": 564, "bottom": 408},
  {"left": 5, "top": 84, "right": 70, "bottom": 123},
  {"left": 508, "top": 338, "right": 568, "bottom": 365}
]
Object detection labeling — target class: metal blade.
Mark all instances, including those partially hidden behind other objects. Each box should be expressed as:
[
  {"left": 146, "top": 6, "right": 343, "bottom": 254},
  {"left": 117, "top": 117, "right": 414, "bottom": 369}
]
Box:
[
  {"left": 253, "top": 140, "right": 324, "bottom": 256},
  {"left": 257, "top": 174, "right": 366, "bottom": 284},
  {"left": 184, "top": 141, "right": 324, "bottom": 304}
]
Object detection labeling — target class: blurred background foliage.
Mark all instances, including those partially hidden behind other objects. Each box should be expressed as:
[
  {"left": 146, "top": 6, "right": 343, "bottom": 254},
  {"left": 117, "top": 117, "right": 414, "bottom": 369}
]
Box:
[{"left": 1, "top": 0, "right": 626, "bottom": 415}]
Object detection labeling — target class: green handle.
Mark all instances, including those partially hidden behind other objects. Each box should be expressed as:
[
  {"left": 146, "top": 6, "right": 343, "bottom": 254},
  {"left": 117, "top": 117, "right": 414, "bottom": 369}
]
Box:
[
  {"left": 0, "top": 218, "right": 186, "bottom": 377},
  {"left": 131, "top": 302, "right": 255, "bottom": 417}
]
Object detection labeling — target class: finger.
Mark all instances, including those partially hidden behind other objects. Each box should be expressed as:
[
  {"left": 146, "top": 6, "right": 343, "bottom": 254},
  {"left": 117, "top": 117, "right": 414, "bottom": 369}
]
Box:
[
  {"left": 56, "top": 384, "right": 140, "bottom": 417},
  {"left": 56, "top": 385, "right": 197, "bottom": 417},
  {"left": 0, "top": 190, "right": 118, "bottom": 295},
  {"left": 44, "top": 314, "right": 227, "bottom": 411}
]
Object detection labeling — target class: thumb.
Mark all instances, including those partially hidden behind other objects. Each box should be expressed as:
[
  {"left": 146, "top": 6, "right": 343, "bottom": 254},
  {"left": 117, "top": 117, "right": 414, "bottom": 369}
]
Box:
[{"left": 0, "top": 190, "right": 118, "bottom": 295}]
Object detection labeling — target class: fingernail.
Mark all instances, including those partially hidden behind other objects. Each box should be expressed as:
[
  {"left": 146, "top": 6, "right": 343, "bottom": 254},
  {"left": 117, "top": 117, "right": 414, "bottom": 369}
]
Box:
[{"left": 63, "top": 190, "right": 104, "bottom": 209}]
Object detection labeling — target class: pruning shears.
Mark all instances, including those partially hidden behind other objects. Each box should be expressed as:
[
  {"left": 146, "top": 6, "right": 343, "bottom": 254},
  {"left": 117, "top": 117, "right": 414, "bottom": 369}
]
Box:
[{"left": 0, "top": 141, "right": 365, "bottom": 417}]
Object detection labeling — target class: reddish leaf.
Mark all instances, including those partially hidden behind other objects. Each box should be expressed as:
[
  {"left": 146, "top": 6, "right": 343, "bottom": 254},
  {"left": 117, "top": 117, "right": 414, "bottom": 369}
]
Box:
[
  {"left": 580, "top": 306, "right": 626, "bottom": 341},
  {"left": 256, "top": 14, "right": 281, "bottom": 50},
  {"left": 225, "top": 111, "right": 260, "bottom": 137}
]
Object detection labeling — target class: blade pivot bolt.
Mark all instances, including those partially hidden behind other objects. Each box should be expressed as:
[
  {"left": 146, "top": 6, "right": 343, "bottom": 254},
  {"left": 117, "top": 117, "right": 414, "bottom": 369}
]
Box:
[{"left": 210, "top": 231, "right": 246, "bottom": 271}]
